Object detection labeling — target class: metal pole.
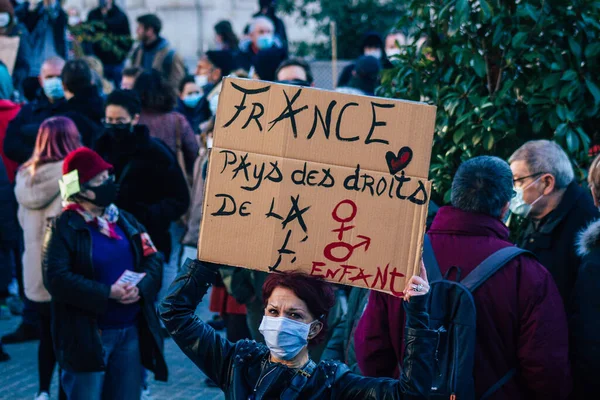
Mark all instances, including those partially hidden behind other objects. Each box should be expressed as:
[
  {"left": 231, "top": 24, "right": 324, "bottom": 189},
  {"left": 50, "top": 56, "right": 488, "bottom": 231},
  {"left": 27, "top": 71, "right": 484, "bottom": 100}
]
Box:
[{"left": 330, "top": 21, "right": 337, "bottom": 89}]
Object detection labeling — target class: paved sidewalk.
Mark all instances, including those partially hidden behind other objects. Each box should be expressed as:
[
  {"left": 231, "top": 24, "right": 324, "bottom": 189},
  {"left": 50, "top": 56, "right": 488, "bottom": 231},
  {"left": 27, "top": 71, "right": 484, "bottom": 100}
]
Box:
[{"left": 0, "top": 300, "right": 225, "bottom": 400}]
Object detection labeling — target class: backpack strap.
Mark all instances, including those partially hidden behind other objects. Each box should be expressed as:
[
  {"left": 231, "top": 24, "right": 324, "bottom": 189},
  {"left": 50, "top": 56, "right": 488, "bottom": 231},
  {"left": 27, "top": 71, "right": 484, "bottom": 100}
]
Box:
[
  {"left": 480, "top": 368, "right": 517, "bottom": 400},
  {"left": 422, "top": 234, "right": 443, "bottom": 282},
  {"left": 461, "top": 247, "right": 534, "bottom": 292},
  {"left": 280, "top": 359, "right": 317, "bottom": 400},
  {"left": 162, "top": 49, "right": 176, "bottom": 79}
]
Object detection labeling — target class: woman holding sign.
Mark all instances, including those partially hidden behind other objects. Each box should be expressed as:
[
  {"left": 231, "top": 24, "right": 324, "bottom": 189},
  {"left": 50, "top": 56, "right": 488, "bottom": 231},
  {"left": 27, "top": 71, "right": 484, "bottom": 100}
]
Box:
[
  {"left": 42, "top": 148, "right": 167, "bottom": 400},
  {"left": 160, "top": 259, "right": 435, "bottom": 399}
]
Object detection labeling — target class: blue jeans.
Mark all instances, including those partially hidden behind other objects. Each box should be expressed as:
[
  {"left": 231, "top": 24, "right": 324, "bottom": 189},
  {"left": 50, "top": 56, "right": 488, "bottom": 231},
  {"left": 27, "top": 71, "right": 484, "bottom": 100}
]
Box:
[{"left": 61, "top": 325, "right": 142, "bottom": 400}]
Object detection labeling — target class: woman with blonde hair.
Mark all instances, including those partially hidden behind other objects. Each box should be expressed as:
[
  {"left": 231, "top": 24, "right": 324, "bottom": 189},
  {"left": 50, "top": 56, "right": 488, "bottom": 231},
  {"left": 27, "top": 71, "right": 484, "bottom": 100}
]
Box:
[
  {"left": 573, "top": 154, "right": 600, "bottom": 397},
  {"left": 15, "top": 116, "right": 81, "bottom": 400}
]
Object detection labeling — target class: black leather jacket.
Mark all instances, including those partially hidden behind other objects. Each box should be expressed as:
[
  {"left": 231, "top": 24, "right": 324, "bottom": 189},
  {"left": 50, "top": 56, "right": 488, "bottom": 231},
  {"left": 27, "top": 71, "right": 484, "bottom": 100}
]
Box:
[
  {"left": 42, "top": 209, "right": 168, "bottom": 380},
  {"left": 159, "top": 260, "right": 436, "bottom": 399}
]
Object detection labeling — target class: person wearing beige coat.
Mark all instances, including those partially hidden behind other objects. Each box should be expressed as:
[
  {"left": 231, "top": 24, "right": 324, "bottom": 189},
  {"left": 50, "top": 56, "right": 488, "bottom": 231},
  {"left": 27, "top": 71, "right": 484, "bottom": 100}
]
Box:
[
  {"left": 15, "top": 161, "right": 63, "bottom": 303},
  {"left": 12, "top": 115, "right": 82, "bottom": 400}
]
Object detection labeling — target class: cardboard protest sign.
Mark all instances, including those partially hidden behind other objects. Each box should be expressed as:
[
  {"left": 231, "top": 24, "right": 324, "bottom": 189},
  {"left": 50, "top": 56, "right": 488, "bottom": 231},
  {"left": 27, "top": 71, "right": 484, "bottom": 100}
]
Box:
[
  {"left": 0, "top": 36, "right": 20, "bottom": 75},
  {"left": 198, "top": 77, "right": 436, "bottom": 295}
]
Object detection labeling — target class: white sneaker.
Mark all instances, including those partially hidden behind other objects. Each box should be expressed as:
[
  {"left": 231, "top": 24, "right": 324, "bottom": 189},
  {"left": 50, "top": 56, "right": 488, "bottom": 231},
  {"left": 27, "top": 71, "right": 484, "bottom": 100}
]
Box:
[
  {"left": 34, "top": 392, "right": 50, "bottom": 400},
  {"left": 141, "top": 387, "right": 152, "bottom": 400}
]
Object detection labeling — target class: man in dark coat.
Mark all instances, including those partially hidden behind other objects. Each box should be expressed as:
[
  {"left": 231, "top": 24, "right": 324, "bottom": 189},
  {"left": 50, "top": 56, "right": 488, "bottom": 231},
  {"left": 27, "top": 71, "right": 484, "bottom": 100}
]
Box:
[
  {"left": 337, "top": 31, "right": 391, "bottom": 88},
  {"left": 509, "top": 140, "right": 599, "bottom": 306},
  {"left": 4, "top": 56, "right": 66, "bottom": 164},
  {"left": 56, "top": 59, "right": 104, "bottom": 144},
  {"left": 238, "top": 16, "right": 285, "bottom": 72},
  {"left": 95, "top": 89, "right": 189, "bottom": 260},
  {"left": 4, "top": 58, "right": 104, "bottom": 164},
  {"left": 253, "top": 0, "right": 288, "bottom": 52},
  {"left": 86, "top": 0, "right": 132, "bottom": 86},
  {"left": 355, "top": 156, "right": 571, "bottom": 400}
]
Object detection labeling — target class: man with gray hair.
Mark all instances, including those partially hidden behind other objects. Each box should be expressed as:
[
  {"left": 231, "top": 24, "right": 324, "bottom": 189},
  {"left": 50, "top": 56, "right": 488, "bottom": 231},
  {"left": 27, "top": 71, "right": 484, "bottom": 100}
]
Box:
[
  {"left": 4, "top": 56, "right": 66, "bottom": 165},
  {"left": 355, "top": 155, "right": 571, "bottom": 399},
  {"left": 238, "top": 15, "right": 286, "bottom": 72},
  {"left": 509, "top": 140, "right": 598, "bottom": 304}
]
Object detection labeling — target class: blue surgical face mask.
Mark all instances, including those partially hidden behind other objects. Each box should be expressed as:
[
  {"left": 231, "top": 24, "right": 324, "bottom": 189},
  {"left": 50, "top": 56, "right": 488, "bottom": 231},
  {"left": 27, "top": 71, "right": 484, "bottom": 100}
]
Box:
[
  {"left": 259, "top": 316, "right": 316, "bottom": 360},
  {"left": 257, "top": 34, "right": 274, "bottom": 50},
  {"left": 43, "top": 77, "right": 65, "bottom": 100},
  {"left": 509, "top": 177, "right": 543, "bottom": 218},
  {"left": 183, "top": 93, "right": 202, "bottom": 108}
]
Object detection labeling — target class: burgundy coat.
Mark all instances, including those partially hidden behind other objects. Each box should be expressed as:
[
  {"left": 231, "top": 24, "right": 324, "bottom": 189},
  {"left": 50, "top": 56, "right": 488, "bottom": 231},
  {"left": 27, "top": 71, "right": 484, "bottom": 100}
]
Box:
[{"left": 354, "top": 206, "right": 572, "bottom": 400}]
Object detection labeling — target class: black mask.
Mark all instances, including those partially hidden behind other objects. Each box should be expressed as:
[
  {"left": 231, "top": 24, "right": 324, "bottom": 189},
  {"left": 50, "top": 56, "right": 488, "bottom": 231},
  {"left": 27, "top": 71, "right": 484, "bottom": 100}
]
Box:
[
  {"left": 104, "top": 123, "right": 133, "bottom": 142},
  {"left": 83, "top": 179, "right": 118, "bottom": 208}
]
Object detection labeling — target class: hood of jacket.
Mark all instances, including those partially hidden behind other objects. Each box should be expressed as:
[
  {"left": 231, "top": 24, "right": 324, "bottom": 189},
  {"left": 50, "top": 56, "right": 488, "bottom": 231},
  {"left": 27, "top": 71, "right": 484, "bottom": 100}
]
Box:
[
  {"left": 15, "top": 161, "right": 63, "bottom": 210},
  {"left": 577, "top": 218, "right": 600, "bottom": 256},
  {"left": 0, "top": 99, "right": 20, "bottom": 112}
]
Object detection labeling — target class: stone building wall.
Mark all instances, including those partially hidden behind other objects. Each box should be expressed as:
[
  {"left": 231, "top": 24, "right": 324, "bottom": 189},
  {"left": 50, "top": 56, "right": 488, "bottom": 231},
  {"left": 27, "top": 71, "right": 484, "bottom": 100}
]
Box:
[{"left": 63, "top": 0, "right": 320, "bottom": 61}]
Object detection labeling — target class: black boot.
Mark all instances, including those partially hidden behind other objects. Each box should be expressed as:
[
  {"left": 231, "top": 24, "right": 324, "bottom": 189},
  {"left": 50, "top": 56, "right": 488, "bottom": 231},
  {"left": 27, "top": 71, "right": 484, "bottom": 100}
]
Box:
[{"left": 1, "top": 322, "right": 39, "bottom": 344}]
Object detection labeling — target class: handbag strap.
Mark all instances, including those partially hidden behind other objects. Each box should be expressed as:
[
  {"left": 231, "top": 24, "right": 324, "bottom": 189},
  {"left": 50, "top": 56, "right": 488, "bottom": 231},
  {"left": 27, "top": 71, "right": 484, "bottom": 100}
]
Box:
[
  {"left": 281, "top": 360, "right": 317, "bottom": 400},
  {"left": 175, "top": 115, "right": 182, "bottom": 150}
]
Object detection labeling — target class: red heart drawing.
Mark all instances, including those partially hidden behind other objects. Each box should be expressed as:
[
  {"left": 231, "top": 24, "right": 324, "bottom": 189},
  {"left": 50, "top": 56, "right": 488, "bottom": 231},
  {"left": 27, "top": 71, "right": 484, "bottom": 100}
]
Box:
[{"left": 385, "top": 147, "right": 413, "bottom": 175}]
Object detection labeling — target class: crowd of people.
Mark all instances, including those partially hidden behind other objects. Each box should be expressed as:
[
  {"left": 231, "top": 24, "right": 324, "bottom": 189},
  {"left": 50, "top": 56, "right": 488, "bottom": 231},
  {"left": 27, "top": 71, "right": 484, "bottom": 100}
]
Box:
[{"left": 0, "top": 1, "right": 598, "bottom": 400}]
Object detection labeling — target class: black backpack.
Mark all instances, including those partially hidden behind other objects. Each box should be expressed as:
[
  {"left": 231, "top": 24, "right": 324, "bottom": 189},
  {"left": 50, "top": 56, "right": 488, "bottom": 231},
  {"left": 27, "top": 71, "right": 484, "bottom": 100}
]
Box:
[{"left": 423, "top": 235, "right": 532, "bottom": 400}]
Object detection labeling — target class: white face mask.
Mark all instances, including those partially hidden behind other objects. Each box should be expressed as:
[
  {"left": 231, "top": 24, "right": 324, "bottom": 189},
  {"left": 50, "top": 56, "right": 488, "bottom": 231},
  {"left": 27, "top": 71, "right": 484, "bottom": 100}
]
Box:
[
  {"left": 509, "top": 177, "right": 544, "bottom": 218},
  {"left": 259, "top": 316, "right": 315, "bottom": 360},
  {"left": 209, "top": 94, "right": 219, "bottom": 116},
  {"left": 0, "top": 13, "right": 10, "bottom": 28},
  {"left": 68, "top": 16, "right": 81, "bottom": 26},
  {"left": 194, "top": 75, "right": 209, "bottom": 87},
  {"left": 364, "top": 49, "right": 382, "bottom": 59}
]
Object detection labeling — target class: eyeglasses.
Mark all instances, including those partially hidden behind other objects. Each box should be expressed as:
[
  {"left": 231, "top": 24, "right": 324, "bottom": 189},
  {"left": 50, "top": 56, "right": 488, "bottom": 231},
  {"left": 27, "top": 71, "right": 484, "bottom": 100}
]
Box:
[{"left": 513, "top": 172, "right": 544, "bottom": 185}]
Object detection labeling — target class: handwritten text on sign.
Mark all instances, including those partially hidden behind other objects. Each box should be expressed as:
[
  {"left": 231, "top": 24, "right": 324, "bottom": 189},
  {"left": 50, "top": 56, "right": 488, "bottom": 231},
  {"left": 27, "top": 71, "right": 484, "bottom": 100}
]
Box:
[{"left": 198, "top": 78, "right": 436, "bottom": 294}]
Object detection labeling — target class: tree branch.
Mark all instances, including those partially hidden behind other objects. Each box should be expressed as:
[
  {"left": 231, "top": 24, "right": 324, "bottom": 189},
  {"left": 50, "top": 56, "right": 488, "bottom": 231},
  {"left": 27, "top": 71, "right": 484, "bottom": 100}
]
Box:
[{"left": 482, "top": 39, "right": 493, "bottom": 94}]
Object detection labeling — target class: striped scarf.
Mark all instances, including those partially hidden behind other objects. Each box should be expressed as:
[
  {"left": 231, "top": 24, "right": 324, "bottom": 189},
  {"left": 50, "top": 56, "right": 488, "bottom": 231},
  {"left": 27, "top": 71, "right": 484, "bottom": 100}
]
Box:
[{"left": 62, "top": 202, "right": 122, "bottom": 240}]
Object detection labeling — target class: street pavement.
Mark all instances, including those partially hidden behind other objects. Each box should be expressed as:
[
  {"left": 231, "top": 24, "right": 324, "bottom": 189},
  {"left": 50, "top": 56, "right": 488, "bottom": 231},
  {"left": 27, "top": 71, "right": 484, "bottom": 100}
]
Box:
[{"left": 0, "top": 298, "right": 225, "bottom": 400}]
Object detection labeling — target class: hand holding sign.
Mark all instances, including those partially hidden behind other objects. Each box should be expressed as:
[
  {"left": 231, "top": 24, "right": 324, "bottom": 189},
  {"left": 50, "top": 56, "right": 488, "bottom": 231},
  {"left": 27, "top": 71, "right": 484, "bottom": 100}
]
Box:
[{"left": 403, "top": 261, "right": 430, "bottom": 302}]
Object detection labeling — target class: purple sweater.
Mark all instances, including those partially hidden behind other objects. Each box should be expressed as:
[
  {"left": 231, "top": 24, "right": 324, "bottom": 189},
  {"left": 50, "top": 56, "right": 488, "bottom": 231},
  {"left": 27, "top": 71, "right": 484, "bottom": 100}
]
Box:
[
  {"left": 91, "top": 224, "right": 140, "bottom": 329},
  {"left": 139, "top": 110, "right": 199, "bottom": 173}
]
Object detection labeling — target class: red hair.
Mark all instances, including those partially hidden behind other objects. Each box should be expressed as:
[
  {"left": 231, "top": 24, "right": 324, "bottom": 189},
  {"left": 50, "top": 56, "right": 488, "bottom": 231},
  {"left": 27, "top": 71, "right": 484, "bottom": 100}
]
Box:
[
  {"left": 262, "top": 271, "right": 336, "bottom": 344},
  {"left": 22, "top": 117, "right": 82, "bottom": 175}
]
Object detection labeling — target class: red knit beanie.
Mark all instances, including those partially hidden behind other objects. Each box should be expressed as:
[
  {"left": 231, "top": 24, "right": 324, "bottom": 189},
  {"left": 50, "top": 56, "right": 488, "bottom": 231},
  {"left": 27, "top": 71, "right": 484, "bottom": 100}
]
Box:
[{"left": 62, "top": 147, "right": 113, "bottom": 185}]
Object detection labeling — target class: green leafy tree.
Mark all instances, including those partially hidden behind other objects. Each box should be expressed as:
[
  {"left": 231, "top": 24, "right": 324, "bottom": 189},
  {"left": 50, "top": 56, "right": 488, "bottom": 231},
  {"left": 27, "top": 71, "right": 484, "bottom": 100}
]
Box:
[
  {"left": 377, "top": 0, "right": 600, "bottom": 203},
  {"left": 279, "top": 0, "right": 404, "bottom": 59},
  {"left": 68, "top": 21, "right": 132, "bottom": 59}
]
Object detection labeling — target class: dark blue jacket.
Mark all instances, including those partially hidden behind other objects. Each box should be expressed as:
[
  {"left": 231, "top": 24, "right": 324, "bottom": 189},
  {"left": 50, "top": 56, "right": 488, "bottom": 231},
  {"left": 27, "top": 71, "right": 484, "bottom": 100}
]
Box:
[
  {"left": 0, "top": 158, "right": 18, "bottom": 292},
  {"left": 4, "top": 93, "right": 66, "bottom": 164},
  {"left": 4, "top": 89, "right": 102, "bottom": 165},
  {"left": 22, "top": 2, "right": 68, "bottom": 59}
]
